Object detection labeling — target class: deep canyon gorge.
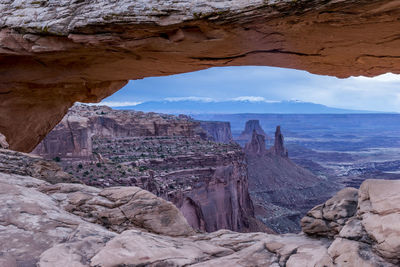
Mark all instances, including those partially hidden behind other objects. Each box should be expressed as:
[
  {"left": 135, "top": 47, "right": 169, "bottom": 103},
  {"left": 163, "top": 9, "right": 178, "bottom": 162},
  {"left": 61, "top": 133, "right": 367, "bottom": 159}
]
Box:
[{"left": 2, "top": 0, "right": 400, "bottom": 266}]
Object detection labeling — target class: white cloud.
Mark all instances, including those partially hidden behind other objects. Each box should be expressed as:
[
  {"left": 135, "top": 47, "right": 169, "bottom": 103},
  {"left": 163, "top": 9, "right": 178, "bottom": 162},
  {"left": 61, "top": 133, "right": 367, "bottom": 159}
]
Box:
[
  {"left": 350, "top": 73, "right": 400, "bottom": 83},
  {"left": 230, "top": 96, "right": 279, "bottom": 103},
  {"left": 164, "top": 96, "right": 215, "bottom": 102},
  {"left": 96, "top": 101, "right": 142, "bottom": 107}
]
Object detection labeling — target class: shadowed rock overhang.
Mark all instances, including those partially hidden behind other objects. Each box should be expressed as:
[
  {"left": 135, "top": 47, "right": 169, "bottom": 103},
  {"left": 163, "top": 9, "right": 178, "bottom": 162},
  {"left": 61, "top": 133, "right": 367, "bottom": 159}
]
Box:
[{"left": 1, "top": 0, "right": 400, "bottom": 152}]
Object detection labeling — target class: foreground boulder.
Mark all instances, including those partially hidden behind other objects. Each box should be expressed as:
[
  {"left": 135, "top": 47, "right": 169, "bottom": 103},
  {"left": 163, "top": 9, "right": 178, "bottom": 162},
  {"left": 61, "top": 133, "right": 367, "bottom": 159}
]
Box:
[
  {"left": 301, "top": 180, "right": 400, "bottom": 266},
  {"left": 301, "top": 187, "right": 358, "bottom": 237},
  {"left": 0, "top": 148, "right": 80, "bottom": 184},
  {"left": 358, "top": 179, "right": 400, "bottom": 262},
  {"left": 1, "top": 149, "right": 399, "bottom": 266}
]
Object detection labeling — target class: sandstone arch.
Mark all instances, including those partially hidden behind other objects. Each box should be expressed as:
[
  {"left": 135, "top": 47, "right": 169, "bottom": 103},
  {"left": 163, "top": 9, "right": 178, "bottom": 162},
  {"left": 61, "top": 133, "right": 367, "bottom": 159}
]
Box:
[{"left": 1, "top": 0, "right": 400, "bottom": 151}]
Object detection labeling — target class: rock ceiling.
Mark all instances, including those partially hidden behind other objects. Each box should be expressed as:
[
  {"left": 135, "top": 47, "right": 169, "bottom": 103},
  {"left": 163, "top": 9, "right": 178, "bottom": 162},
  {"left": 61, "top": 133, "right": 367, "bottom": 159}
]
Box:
[{"left": 1, "top": 0, "right": 400, "bottom": 151}]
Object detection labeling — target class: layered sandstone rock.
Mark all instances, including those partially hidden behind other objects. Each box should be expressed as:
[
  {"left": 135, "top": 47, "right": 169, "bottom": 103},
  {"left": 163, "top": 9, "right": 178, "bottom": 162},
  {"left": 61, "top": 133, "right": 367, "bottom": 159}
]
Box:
[
  {"left": 244, "top": 129, "right": 267, "bottom": 155},
  {"left": 271, "top": 126, "right": 288, "bottom": 157},
  {"left": 301, "top": 187, "right": 358, "bottom": 237},
  {"left": 0, "top": 148, "right": 79, "bottom": 184},
  {"left": 3, "top": 0, "right": 400, "bottom": 152},
  {"left": 237, "top": 120, "right": 267, "bottom": 146},
  {"left": 300, "top": 179, "right": 400, "bottom": 266},
  {"left": 1, "top": 154, "right": 398, "bottom": 267},
  {"left": 199, "top": 121, "right": 233, "bottom": 143},
  {"left": 357, "top": 179, "right": 400, "bottom": 262},
  {"left": 33, "top": 104, "right": 204, "bottom": 159},
  {"left": 33, "top": 105, "right": 264, "bottom": 233},
  {"left": 245, "top": 124, "right": 339, "bottom": 233},
  {"left": 1, "top": 147, "right": 399, "bottom": 266}
]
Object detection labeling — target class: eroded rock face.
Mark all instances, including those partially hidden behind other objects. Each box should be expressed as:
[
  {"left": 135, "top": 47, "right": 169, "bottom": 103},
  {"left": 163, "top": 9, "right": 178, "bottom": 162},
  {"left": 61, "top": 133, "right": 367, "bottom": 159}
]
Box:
[
  {"left": 237, "top": 120, "right": 267, "bottom": 145},
  {"left": 244, "top": 130, "right": 267, "bottom": 155},
  {"left": 33, "top": 104, "right": 204, "bottom": 159},
  {"left": 301, "top": 179, "right": 400, "bottom": 266},
  {"left": 3, "top": 0, "right": 400, "bottom": 152},
  {"left": 0, "top": 150, "right": 193, "bottom": 265},
  {"left": 301, "top": 187, "right": 358, "bottom": 237},
  {"left": 1, "top": 149, "right": 399, "bottom": 266},
  {"left": 33, "top": 105, "right": 263, "bottom": 233},
  {"left": 199, "top": 121, "right": 233, "bottom": 144},
  {"left": 272, "top": 126, "right": 288, "bottom": 157},
  {"left": 0, "top": 148, "right": 79, "bottom": 184},
  {"left": 244, "top": 123, "right": 339, "bottom": 233},
  {"left": 357, "top": 179, "right": 400, "bottom": 262}
]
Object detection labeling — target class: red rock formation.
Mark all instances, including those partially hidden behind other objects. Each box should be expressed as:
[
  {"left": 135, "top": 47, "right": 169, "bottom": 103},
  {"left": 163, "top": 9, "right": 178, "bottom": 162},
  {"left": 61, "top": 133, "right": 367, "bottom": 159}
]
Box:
[
  {"left": 271, "top": 126, "right": 288, "bottom": 157},
  {"left": 33, "top": 104, "right": 204, "bottom": 159},
  {"left": 33, "top": 105, "right": 269, "bottom": 233},
  {"left": 237, "top": 120, "right": 267, "bottom": 146},
  {"left": 198, "top": 121, "right": 233, "bottom": 144},
  {"left": 3, "top": 1, "right": 400, "bottom": 152},
  {"left": 244, "top": 130, "right": 267, "bottom": 155},
  {"left": 244, "top": 123, "right": 339, "bottom": 233}
]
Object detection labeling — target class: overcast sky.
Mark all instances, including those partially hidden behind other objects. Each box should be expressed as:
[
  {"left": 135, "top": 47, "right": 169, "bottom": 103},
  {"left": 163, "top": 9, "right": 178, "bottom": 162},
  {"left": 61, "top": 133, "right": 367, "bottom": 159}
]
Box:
[{"left": 101, "top": 66, "right": 400, "bottom": 112}]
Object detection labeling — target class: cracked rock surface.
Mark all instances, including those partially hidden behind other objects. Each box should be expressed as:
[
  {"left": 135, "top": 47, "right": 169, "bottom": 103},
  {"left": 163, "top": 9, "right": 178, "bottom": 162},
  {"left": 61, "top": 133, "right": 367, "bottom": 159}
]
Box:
[
  {"left": 0, "top": 149, "right": 399, "bottom": 266},
  {"left": 2, "top": 0, "right": 400, "bottom": 152}
]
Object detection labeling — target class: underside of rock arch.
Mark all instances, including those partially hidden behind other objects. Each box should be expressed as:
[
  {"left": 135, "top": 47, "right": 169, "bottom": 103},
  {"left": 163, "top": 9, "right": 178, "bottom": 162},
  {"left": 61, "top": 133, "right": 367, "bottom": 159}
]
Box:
[{"left": 2, "top": 0, "right": 400, "bottom": 151}]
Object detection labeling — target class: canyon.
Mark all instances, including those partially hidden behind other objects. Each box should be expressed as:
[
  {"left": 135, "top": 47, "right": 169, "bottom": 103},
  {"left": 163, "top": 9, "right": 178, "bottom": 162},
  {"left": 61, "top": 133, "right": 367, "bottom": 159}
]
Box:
[
  {"left": 35, "top": 107, "right": 342, "bottom": 234},
  {"left": 1, "top": 148, "right": 399, "bottom": 266},
  {"left": 2, "top": 0, "right": 400, "bottom": 266},
  {"left": 33, "top": 104, "right": 267, "bottom": 233},
  {"left": 242, "top": 121, "right": 339, "bottom": 233}
]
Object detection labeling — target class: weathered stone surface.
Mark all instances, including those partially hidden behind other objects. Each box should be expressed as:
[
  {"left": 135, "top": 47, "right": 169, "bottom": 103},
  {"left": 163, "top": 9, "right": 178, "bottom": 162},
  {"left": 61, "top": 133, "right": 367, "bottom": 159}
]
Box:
[
  {"left": 300, "top": 179, "right": 400, "bottom": 266},
  {"left": 3, "top": 0, "right": 400, "bottom": 152},
  {"left": 0, "top": 149, "right": 193, "bottom": 265},
  {"left": 358, "top": 179, "right": 400, "bottom": 263},
  {"left": 66, "top": 230, "right": 333, "bottom": 267},
  {"left": 301, "top": 187, "right": 358, "bottom": 237},
  {"left": 0, "top": 172, "right": 116, "bottom": 266},
  {"left": 328, "top": 238, "right": 395, "bottom": 267},
  {"left": 1, "top": 150, "right": 400, "bottom": 267},
  {"left": 38, "top": 182, "right": 194, "bottom": 237},
  {"left": 0, "top": 148, "right": 79, "bottom": 184}
]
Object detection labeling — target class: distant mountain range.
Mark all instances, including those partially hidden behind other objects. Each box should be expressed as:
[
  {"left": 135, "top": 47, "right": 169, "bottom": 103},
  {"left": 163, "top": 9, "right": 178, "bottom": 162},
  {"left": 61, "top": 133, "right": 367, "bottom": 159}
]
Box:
[{"left": 114, "top": 99, "right": 379, "bottom": 114}]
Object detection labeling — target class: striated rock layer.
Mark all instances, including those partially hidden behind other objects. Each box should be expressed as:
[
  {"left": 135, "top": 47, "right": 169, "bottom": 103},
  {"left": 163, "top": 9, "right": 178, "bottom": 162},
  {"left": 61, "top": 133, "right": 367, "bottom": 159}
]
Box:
[
  {"left": 3, "top": 0, "right": 400, "bottom": 151},
  {"left": 199, "top": 121, "right": 233, "bottom": 144},
  {"left": 1, "top": 148, "right": 399, "bottom": 266},
  {"left": 33, "top": 105, "right": 266, "bottom": 233},
  {"left": 33, "top": 104, "right": 205, "bottom": 159},
  {"left": 236, "top": 119, "right": 267, "bottom": 146}
]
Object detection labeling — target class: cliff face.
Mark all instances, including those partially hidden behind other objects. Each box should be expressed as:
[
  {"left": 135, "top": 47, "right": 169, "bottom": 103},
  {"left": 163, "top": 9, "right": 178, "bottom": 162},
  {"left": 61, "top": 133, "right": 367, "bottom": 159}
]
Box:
[
  {"left": 244, "top": 124, "right": 339, "bottom": 233},
  {"left": 33, "top": 104, "right": 204, "bottom": 159},
  {"left": 244, "top": 130, "right": 267, "bottom": 155},
  {"left": 236, "top": 120, "right": 267, "bottom": 146},
  {"left": 33, "top": 105, "right": 266, "bottom": 233},
  {"left": 272, "top": 126, "right": 288, "bottom": 157},
  {"left": 199, "top": 121, "right": 233, "bottom": 144}
]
